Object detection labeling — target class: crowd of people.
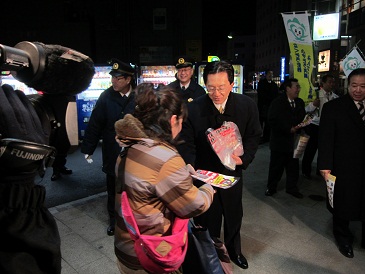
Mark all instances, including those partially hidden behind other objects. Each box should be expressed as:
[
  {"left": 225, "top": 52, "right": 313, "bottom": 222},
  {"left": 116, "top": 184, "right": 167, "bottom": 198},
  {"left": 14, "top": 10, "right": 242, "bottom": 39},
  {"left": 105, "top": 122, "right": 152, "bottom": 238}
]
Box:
[{"left": 2, "top": 56, "right": 365, "bottom": 273}]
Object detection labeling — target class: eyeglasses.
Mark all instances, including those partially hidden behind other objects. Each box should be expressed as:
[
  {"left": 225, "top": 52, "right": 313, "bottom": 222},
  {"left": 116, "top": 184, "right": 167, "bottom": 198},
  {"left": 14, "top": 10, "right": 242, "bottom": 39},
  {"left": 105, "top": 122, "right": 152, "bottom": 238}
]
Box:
[
  {"left": 177, "top": 67, "right": 192, "bottom": 73},
  {"left": 206, "top": 86, "right": 226, "bottom": 95},
  {"left": 112, "top": 76, "right": 126, "bottom": 81}
]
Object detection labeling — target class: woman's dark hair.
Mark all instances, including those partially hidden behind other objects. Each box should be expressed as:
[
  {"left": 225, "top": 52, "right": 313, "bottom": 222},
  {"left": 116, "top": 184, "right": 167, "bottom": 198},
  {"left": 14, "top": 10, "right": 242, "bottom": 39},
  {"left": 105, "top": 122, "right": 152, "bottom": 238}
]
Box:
[
  {"left": 203, "top": 60, "right": 234, "bottom": 85},
  {"left": 133, "top": 83, "right": 187, "bottom": 143}
]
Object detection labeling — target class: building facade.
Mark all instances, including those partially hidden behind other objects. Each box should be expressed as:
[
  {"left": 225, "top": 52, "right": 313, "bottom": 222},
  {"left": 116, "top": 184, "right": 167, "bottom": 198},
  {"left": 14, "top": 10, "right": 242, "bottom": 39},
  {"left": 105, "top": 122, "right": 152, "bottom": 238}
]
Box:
[{"left": 254, "top": 0, "right": 365, "bottom": 94}]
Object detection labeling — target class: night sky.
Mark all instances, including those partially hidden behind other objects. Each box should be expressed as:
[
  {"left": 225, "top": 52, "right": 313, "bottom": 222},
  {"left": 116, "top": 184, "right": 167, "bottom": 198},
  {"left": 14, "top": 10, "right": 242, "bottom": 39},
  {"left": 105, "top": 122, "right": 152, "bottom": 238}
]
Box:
[{"left": 202, "top": 2, "right": 257, "bottom": 56}]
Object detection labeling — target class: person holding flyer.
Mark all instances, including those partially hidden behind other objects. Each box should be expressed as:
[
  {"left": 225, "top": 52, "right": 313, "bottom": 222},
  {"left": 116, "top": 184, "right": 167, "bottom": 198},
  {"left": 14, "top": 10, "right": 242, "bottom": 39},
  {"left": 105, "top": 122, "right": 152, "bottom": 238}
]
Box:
[
  {"left": 318, "top": 68, "right": 365, "bottom": 258},
  {"left": 265, "top": 78, "right": 306, "bottom": 199},
  {"left": 177, "top": 60, "right": 262, "bottom": 270}
]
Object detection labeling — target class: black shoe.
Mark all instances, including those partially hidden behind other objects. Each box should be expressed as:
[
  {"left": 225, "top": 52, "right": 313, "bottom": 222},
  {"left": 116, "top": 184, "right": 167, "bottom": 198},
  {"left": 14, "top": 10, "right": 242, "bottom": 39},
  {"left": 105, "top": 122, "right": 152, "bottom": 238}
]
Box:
[
  {"left": 230, "top": 254, "right": 248, "bottom": 269},
  {"left": 59, "top": 166, "right": 73, "bottom": 175},
  {"left": 286, "top": 191, "right": 304, "bottom": 199},
  {"left": 338, "top": 244, "right": 354, "bottom": 258},
  {"left": 302, "top": 173, "right": 312, "bottom": 179},
  {"left": 107, "top": 224, "right": 115, "bottom": 236},
  {"left": 51, "top": 172, "right": 61, "bottom": 181},
  {"left": 265, "top": 189, "right": 276, "bottom": 196}
]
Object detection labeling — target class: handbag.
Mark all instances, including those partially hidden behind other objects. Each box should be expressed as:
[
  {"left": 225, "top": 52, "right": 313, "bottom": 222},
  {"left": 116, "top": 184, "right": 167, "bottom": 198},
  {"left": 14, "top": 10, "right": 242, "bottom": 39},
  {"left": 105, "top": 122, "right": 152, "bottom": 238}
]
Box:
[
  {"left": 182, "top": 220, "right": 225, "bottom": 274},
  {"left": 121, "top": 191, "right": 189, "bottom": 274},
  {"left": 212, "top": 237, "right": 233, "bottom": 274}
]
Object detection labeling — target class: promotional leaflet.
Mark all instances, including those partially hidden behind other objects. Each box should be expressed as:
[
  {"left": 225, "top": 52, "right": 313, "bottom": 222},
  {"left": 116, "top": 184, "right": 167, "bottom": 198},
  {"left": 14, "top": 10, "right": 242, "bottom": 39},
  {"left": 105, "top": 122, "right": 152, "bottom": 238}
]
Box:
[{"left": 192, "top": 169, "right": 239, "bottom": 189}]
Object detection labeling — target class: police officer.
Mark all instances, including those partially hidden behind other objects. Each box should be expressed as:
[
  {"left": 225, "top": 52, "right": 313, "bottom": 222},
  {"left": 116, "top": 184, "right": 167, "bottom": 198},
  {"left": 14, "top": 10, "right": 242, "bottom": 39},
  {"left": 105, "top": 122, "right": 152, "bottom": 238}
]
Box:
[
  {"left": 167, "top": 56, "right": 206, "bottom": 103},
  {"left": 81, "top": 59, "right": 136, "bottom": 236}
]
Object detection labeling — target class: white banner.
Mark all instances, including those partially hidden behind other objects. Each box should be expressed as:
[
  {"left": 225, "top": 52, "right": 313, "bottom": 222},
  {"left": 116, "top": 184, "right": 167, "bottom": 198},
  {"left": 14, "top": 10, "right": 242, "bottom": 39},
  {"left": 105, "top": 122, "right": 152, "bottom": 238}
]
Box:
[
  {"left": 281, "top": 12, "right": 316, "bottom": 103},
  {"left": 282, "top": 12, "right": 312, "bottom": 45},
  {"left": 340, "top": 46, "right": 365, "bottom": 77}
]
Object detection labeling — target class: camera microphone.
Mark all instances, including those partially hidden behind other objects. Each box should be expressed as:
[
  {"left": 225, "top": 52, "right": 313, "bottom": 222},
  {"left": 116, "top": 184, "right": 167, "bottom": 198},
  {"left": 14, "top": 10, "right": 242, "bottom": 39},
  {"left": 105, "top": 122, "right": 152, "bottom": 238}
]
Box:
[{"left": 0, "top": 41, "right": 95, "bottom": 95}]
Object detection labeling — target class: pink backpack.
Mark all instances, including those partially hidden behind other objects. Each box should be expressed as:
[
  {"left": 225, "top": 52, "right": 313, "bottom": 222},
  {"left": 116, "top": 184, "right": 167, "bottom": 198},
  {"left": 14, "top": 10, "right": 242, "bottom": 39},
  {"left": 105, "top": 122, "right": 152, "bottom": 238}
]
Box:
[{"left": 121, "top": 191, "right": 189, "bottom": 274}]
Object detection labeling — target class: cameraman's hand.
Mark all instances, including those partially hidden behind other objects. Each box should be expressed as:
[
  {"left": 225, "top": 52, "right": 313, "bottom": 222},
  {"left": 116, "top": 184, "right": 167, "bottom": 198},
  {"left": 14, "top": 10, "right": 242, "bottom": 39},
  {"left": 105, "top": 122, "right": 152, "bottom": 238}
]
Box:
[
  {"left": 84, "top": 154, "right": 93, "bottom": 164},
  {"left": 0, "top": 84, "right": 49, "bottom": 143}
]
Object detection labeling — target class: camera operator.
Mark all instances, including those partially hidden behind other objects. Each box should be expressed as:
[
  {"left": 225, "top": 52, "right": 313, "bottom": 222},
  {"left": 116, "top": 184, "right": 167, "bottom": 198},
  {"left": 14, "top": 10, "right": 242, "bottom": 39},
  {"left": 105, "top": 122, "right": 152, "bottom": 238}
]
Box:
[
  {"left": 38, "top": 93, "right": 76, "bottom": 181},
  {"left": 0, "top": 41, "right": 95, "bottom": 274},
  {"left": 0, "top": 84, "right": 62, "bottom": 274}
]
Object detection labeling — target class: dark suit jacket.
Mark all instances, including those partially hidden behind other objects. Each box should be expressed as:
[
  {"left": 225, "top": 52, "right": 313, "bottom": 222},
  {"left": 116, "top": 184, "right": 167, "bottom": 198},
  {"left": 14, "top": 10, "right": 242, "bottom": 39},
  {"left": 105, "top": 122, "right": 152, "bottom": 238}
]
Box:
[
  {"left": 167, "top": 79, "right": 206, "bottom": 102},
  {"left": 268, "top": 94, "right": 306, "bottom": 152},
  {"left": 257, "top": 78, "right": 279, "bottom": 117},
  {"left": 318, "top": 94, "right": 365, "bottom": 220},
  {"left": 177, "top": 92, "right": 262, "bottom": 177}
]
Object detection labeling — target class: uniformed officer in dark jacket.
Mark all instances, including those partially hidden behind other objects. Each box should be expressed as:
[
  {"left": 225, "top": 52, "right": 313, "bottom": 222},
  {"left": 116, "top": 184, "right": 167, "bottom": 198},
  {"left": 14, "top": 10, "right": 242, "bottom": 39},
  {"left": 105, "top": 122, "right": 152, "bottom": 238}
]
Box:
[
  {"left": 167, "top": 56, "right": 206, "bottom": 103},
  {"left": 81, "top": 59, "right": 136, "bottom": 236}
]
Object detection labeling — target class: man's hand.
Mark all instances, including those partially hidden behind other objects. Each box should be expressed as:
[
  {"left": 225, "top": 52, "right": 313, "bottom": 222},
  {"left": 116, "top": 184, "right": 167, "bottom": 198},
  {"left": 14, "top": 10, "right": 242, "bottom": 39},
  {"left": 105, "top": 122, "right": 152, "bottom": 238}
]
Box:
[
  {"left": 290, "top": 126, "right": 300, "bottom": 133},
  {"left": 312, "top": 98, "right": 320, "bottom": 108},
  {"left": 320, "top": 169, "right": 331, "bottom": 181},
  {"left": 232, "top": 154, "right": 243, "bottom": 165}
]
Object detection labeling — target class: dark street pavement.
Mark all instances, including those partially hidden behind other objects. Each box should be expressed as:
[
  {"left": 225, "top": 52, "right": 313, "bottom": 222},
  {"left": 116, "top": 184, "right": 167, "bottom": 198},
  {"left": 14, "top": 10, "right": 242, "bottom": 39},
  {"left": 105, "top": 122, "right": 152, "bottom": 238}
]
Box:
[
  {"left": 46, "top": 142, "right": 365, "bottom": 273},
  {"left": 38, "top": 141, "right": 105, "bottom": 208}
]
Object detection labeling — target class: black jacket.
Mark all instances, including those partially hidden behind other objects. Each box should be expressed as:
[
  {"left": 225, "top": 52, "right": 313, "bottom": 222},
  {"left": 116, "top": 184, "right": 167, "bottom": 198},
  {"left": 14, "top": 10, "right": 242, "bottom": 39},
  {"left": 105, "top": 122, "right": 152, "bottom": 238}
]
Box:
[
  {"left": 167, "top": 79, "right": 206, "bottom": 103},
  {"left": 318, "top": 94, "right": 365, "bottom": 220},
  {"left": 257, "top": 79, "right": 279, "bottom": 117},
  {"left": 81, "top": 87, "right": 135, "bottom": 175},
  {"left": 177, "top": 93, "right": 262, "bottom": 177},
  {"left": 268, "top": 94, "right": 306, "bottom": 152}
]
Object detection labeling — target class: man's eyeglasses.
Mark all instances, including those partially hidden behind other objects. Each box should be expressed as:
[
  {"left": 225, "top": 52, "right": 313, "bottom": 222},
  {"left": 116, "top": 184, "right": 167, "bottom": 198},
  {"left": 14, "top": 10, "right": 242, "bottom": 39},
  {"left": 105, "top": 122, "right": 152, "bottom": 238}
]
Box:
[
  {"left": 177, "top": 67, "right": 192, "bottom": 74},
  {"left": 206, "top": 86, "right": 226, "bottom": 95},
  {"left": 112, "top": 76, "right": 126, "bottom": 81}
]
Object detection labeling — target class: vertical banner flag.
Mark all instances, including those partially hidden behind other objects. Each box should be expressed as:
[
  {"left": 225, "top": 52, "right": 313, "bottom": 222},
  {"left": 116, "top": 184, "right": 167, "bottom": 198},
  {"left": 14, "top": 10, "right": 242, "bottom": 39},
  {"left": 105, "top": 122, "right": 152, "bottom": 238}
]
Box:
[
  {"left": 340, "top": 46, "right": 365, "bottom": 77},
  {"left": 282, "top": 12, "right": 316, "bottom": 104}
]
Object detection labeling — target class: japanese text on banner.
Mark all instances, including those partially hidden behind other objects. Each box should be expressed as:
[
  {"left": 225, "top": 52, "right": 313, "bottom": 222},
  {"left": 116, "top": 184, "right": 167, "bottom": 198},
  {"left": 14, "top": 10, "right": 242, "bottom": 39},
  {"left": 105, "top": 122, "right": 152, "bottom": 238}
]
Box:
[{"left": 282, "top": 12, "right": 316, "bottom": 104}]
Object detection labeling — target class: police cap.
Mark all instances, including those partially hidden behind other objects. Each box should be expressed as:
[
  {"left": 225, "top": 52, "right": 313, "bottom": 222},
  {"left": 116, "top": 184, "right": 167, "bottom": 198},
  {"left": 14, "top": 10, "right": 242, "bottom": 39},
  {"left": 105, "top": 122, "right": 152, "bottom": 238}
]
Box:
[
  {"left": 109, "top": 59, "right": 135, "bottom": 77},
  {"left": 175, "top": 56, "right": 194, "bottom": 69}
]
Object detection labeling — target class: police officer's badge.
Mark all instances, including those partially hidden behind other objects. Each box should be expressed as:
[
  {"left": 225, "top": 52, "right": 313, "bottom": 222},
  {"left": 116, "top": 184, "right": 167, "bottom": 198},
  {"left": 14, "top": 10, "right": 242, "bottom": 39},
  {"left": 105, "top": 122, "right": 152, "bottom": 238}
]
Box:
[{"left": 178, "top": 58, "right": 185, "bottom": 65}]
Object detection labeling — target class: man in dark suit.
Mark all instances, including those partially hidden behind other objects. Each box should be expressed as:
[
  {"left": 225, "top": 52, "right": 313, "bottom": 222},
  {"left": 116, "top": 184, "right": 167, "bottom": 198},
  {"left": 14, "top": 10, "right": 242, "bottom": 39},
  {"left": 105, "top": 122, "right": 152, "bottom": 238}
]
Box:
[
  {"left": 177, "top": 61, "right": 262, "bottom": 270},
  {"left": 257, "top": 69, "right": 279, "bottom": 143},
  {"left": 265, "top": 78, "right": 306, "bottom": 198},
  {"left": 318, "top": 68, "right": 365, "bottom": 258}
]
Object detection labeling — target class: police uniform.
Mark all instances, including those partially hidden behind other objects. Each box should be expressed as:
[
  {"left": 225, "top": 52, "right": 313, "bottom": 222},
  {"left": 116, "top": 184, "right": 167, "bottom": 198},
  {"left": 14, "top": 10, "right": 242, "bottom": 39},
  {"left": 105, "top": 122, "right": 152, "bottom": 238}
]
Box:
[{"left": 81, "top": 59, "right": 136, "bottom": 236}]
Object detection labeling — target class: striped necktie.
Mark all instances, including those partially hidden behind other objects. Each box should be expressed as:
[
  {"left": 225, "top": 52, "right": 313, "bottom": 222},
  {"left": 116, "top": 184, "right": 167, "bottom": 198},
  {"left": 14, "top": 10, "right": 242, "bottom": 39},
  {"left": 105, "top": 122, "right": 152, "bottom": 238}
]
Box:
[
  {"left": 358, "top": 101, "right": 365, "bottom": 122},
  {"left": 326, "top": 92, "right": 331, "bottom": 101},
  {"left": 290, "top": 100, "right": 295, "bottom": 109},
  {"left": 219, "top": 105, "right": 224, "bottom": 114}
]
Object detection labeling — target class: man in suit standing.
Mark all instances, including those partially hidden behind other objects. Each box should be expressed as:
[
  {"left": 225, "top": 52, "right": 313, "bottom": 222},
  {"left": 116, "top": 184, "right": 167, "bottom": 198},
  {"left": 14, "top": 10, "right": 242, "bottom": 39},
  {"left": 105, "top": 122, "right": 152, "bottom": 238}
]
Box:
[
  {"left": 302, "top": 74, "right": 338, "bottom": 179},
  {"left": 177, "top": 60, "right": 262, "bottom": 270},
  {"left": 265, "top": 78, "right": 306, "bottom": 198},
  {"left": 318, "top": 68, "right": 365, "bottom": 258},
  {"left": 257, "top": 69, "right": 279, "bottom": 143}
]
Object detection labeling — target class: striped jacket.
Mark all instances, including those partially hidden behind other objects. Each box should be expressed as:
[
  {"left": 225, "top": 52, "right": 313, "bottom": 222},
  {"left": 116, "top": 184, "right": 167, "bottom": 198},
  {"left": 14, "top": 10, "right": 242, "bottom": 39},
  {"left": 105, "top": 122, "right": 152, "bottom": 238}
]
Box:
[{"left": 114, "top": 114, "right": 214, "bottom": 270}]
